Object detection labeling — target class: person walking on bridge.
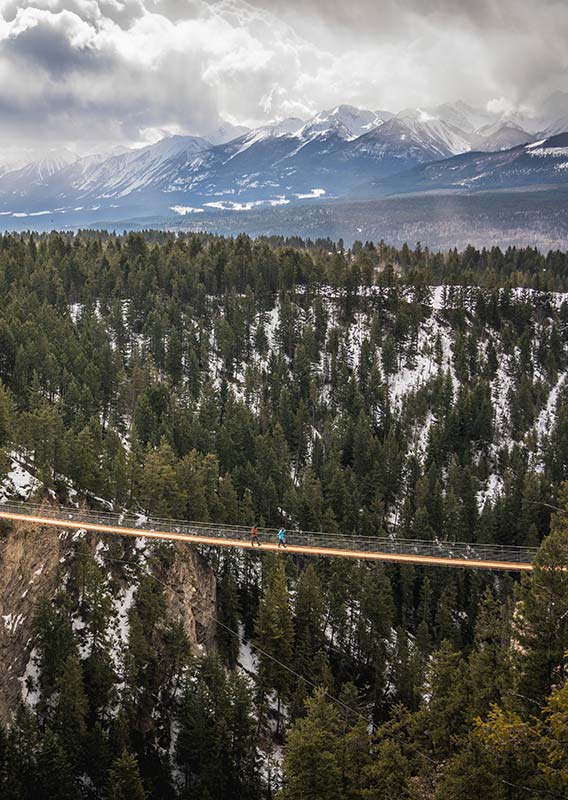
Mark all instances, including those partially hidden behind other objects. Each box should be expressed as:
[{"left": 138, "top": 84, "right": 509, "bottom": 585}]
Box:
[
  {"left": 277, "top": 528, "right": 287, "bottom": 548},
  {"left": 250, "top": 525, "right": 261, "bottom": 547}
]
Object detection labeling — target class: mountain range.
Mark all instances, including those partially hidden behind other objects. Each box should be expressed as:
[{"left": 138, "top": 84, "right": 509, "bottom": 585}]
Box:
[{"left": 1, "top": 95, "right": 567, "bottom": 229}]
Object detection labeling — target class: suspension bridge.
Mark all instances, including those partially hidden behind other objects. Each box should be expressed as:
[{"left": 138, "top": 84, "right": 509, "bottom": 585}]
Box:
[{"left": 0, "top": 501, "right": 537, "bottom": 571}]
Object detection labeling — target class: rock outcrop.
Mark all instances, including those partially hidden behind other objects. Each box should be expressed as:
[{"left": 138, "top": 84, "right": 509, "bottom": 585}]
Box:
[
  {"left": 162, "top": 543, "right": 217, "bottom": 651},
  {"left": 0, "top": 517, "right": 217, "bottom": 725}
]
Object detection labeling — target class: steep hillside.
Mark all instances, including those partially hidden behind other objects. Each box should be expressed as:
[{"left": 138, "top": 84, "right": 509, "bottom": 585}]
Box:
[
  {"left": 472, "top": 122, "right": 534, "bottom": 151},
  {"left": 0, "top": 515, "right": 216, "bottom": 725},
  {"left": 368, "top": 133, "right": 568, "bottom": 195}
]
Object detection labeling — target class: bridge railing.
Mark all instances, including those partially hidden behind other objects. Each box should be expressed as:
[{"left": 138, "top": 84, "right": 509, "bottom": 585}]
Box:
[{"left": 0, "top": 500, "right": 538, "bottom": 565}]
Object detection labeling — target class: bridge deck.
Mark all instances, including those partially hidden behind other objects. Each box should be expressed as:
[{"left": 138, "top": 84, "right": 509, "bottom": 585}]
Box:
[{"left": 0, "top": 502, "right": 536, "bottom": 571}]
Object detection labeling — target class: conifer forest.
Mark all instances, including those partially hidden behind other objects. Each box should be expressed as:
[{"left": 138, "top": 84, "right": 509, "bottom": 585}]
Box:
[{"left": 0, "top": 231, "right": 568, "bottom": 799}]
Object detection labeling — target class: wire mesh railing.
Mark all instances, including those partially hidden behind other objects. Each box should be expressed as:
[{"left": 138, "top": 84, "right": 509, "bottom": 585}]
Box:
[{"left": 0, "top": 500, "right": 538, "bottom": 566}]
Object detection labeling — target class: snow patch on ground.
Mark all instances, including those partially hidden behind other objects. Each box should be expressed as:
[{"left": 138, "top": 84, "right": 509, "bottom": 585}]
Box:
[
  {"left": 534, "top": 373, "right": 565, "bottom": 440},
  {"left": 0, "top": 455, "right": 40, "bottom": 503},
  {"left": 237, "top": 623, "right": 258, "bottom": 676},
  {"left": 295, "top": 188, "right": 326, "bottom": 199},
  {"left": 2, "top": 612, "right": 25, "bottom": 633},
  {"left": 113, "top": 583, "right": 137, "bottom": 651},
  {"left": 170, "top": 205, "right": 204, "bottom": 215},
  {"left": 20, "top": 647, "right": 41, "bottom": 708},
  {"left": 477, "top": 472, "right": 504, "bottom": 510}
]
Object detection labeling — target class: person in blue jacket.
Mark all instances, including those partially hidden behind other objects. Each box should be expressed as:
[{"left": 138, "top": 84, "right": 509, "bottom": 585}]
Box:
[{"left": 277, "top": 528, "right": 287, "bottom": 548}]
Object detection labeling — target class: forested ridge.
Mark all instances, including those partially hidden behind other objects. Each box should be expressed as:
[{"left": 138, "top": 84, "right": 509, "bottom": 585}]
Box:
[{"left": 0, "top": 231, "right": 568, "bottom": 799}]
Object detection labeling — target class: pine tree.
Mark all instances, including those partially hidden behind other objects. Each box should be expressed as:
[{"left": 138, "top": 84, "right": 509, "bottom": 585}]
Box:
[
  {"left": 177, "top": 450, "right": 209, "bottom": 521},
  {"left": 381, "top": 335, "right": 397, "bottom": 377},
  {"left": 54, "top": 653, "right": 87, "bottom": 768},
  {"left": 36, "top": 729, "right": 76, "bottom": 800},
  {"left": 297, "top": 468, "right": 324, "bottom": 532},
  {"left": 33, "top": 594, "right": 76, "bottom": 701},
  {"left": 356, "top": 565, "right": 394, "bottom": 718},
  {"left": 427, "top": 641, "right": 471, "bottom": 758},
  {"left": 336, "top": 683, "right": 370, "bottom": 800},
  {"left": 0, "top": 381, "right": 13, "bottom": 449},
  {"left": 83, "top": 722, "right": 112, "bottom": 797},
  {"left": 108, "top": 751, "right": 147, "bottom": 800},
  {"left": 176, "top": 654, "right": 258, "bottom": 800},
  {"left": 363, "top": 736, "right": 415, "bottom": 800},
  {"left": 139, "top": 438, "right": 183, "bottom": 517},
  {"left": 434, "top": 734, "right": 503, "bottom": 800},
  {"left": 217, "top": 473, "right": 239, "bottom": 524},
  {"left": 294, "top": 565, "right": 324, "bottom": 676},
  {"left": 467, "top": 589, "right": 512, "bottom": 718},
  {"left": 217, "top": 566, "right": 241, "bottom": 668},
  {"left": 279, "top": 689, "right": 343, "bottom": 800},
  {"left": 515, "top": 491, "right": 568, "bottom": 707},
  {"left": 392, "top": 627, "right": 423, "bottom": 711},
  {"left": 254, "top": 560, "right": 294, "bottom": 735}
]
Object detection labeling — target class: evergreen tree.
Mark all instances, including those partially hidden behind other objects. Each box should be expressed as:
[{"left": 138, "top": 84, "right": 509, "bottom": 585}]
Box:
[
  {"left": 36, "top": 730, "right": 76, "bottom": 800},
  {"left": 515, "top": 490, "right": 568, "bottom": 706},
  {"left": 107, "top": 751, "right": 147, "bottom": 800},
  {"left": 139, "top": 439, "right": 183, "bottom": 517},
  {"left": 427, "top": 641, "right": 471, "bottom": 758},
  {"left": 279, "top": 690, "right": 343, "bottom": 800},
  {"left": 54, "top": 653, "right": 87, "bottom": 768},
  {"left": 363, "top": 736, "right": 415, "bottom": 800},
  {"left": 0, "top": 381, "right": 13, "bottom": 450},
  {"left": 294, "top": 564, "right": 324, "bottom": 677},
  {"left": 254, "top": 559, "right": 294, "bottom": 734},
  {"left": 217, "top": 565, "right": 241, "bottom": 668}
]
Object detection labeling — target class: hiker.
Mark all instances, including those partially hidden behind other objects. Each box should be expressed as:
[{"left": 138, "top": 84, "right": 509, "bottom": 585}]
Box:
[
  {"left": 277, "top": 528, "right": 287, "bottom": 548},
  {"left": 250, "top": 525, "right": 261, "bottom": 547}
]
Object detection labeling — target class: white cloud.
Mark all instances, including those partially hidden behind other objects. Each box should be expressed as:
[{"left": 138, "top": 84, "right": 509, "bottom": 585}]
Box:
[{"left": 0, "top": 0, "right": 565, "bottom": 154}]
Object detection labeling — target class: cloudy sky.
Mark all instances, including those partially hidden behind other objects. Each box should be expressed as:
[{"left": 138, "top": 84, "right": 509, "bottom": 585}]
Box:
[{"left": 0, "top": 0, "right": 567, "bottom": 157}]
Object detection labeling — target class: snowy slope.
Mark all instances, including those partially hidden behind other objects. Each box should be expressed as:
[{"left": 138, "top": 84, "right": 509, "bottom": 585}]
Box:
[
  {"left": 365, "top": 132, "right": 568, "bottom": 195},
  {"left": 473, "top": 123, "right": 534, "bottom": 151},
  {"left": 245, "top": 286, "right": 568, "bottom": 507},
  {"left": 74, "top": 135, "right": 213, "bottom": 197},
  {"left": 0, "top": 149, "right": 80, "bottom": 188},
  {"left": 349, "top": 117, "right": 466, "bottom": 165}
]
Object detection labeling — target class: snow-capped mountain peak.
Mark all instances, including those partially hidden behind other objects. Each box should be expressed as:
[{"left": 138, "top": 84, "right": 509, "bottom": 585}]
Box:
[
  {"left": 73, "top": 134, "right": 211, "bottom": 197},
  {"left": 19, "top": 149, "right": 80, "bottom": 182},
  {"left": 268, "top": 117, "right": 306, "bottom": 136},
  {"left": 398, "top": 101, "right": 494, "bottom": 134},
  {"left": 525, "top": 131, "right": 568, "bottom": 156},
  {"left": 0, "top": 97, "right": 566, "bottom": 225},
  {"left": 473, "top": 122, "right": 534, "bottom": 151},
  {"left": 299, "top": 105, "right": 392, "bottom": 140},
  {"left": 363, "top": 115, "right": 472, "bottom": 158},
  {"left": 298, "top": 114, "right": 355, "bottom": 141},
  {"left": 205, "top": 122, "right": 251, "bottom": 145}
]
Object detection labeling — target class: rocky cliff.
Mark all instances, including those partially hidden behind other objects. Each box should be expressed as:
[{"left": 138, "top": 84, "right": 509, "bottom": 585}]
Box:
[{"left": 0, "top": 516, "right": 217, "bottom": 725}]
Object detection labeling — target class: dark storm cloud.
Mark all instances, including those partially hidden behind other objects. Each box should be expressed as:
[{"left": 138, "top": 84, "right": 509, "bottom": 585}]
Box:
[
  {"left": 0, "top": 0, "right": 566, "bottom": 155},
  {"left": 4, "top": 19, "right": 107, "bottom": 77}
]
